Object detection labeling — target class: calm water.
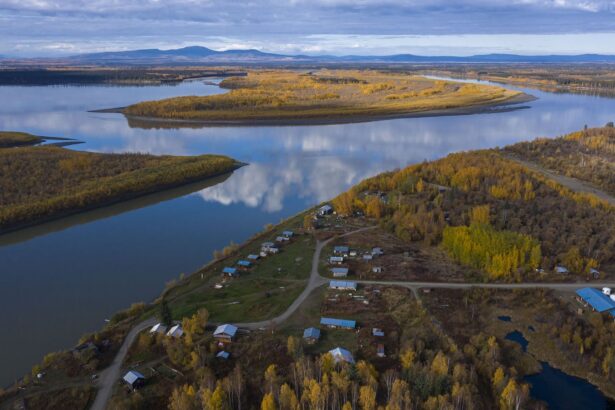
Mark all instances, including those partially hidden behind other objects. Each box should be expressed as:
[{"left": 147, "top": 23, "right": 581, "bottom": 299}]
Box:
[{"left": 1, "top": 78, "right": 615, "bottom": 387}]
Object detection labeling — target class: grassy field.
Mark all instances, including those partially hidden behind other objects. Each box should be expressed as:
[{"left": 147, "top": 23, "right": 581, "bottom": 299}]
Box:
[
  {"left": 0, "top": 142, "right": 239, "bottom": 231},
  {"left": 0, "top": 131, "right": 44, "bottom": 148},
  {"left": 123, "top": 69, "right": 525, "bottom": 124}
]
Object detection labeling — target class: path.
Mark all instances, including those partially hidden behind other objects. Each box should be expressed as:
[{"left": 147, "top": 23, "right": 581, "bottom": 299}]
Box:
[{"left": 506, "top": 155, "right": 615, "bottom": 206}]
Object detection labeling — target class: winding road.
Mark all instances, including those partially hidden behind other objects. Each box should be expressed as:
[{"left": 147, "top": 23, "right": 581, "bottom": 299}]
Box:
[{"left": 89, "top": 225, "right": 615, "bottom": 409}]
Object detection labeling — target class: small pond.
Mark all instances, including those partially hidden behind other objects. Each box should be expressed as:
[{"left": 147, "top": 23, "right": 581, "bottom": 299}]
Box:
[
  {"left": 498, "top": 315, "right": 512, "bottom": 322},
  {"left": 505, "top": 330, "right": 528, "bottom": 352}
]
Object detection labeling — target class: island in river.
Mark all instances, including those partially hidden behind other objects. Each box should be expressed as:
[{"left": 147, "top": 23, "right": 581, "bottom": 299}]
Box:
[
  {"left": 120, "top": 69, "right": 531, "bottom": 125},
  {"left": 0, "top": 132, "right": 241, "bottom": 232}
]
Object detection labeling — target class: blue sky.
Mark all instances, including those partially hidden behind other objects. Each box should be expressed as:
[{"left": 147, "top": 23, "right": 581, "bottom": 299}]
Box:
[{"left": 1, "top": 0, "right": 615, "bottom": 56}]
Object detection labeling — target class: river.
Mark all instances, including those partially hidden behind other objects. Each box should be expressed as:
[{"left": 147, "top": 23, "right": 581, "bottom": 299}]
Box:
[{"left": 1, "top": 77, "right": 615, "bottom": 387}]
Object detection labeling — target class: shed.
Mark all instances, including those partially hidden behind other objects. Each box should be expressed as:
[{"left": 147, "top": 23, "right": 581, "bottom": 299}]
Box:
[
  {"left": 330, "top": 256, "right": 345, "bottom": 264},
  {"left": 576, "top": 288, "right": 615, "bottom": 313},
  {"left": 331, "top": 267, "right": 349, "bottom": 278},
  {"left": 319, "top": 204, "right": 333, "bottom": 216},
  {"left": 247, "top": 254, "right": 260, "bottom": 260},
  {"left": 372, "top": 267, "right": 382, "bottom": 273},
  {"left": 167, "top": 324, "right": 184, "bottom": 338},
  {"left": 282, "top": 230, "right": 294, "bottom": 238},
  {"left": 150, "top": 323, "right": 167, "bottom": 334},
  {"left": 276, "top": 236, "right": 289, "bottom": 242},
  {"left": 303, "top": 327, "right": 321, "bottom": 344},
  {"left": 363, "top": 254, "right": 373, "bottom": 261},
  {"left": 237, "top": 260, "right": 251, "bottom": 267},
  {"left": 377, "top": 344, "right": 385, "bottom": 358},
  {"left": 329, "top": 280, "right": 357, "bottom": 291},
  {"left": 329, "top": 347, "right": 354, "bottom": 364},
  {"left": 216, "top": 351, "right": 230, "bottom": 360},
  {"left": 555, "top": 266, "right": 569, "bottom": 275},
  {"left": 223, "top": 267, "right": 238, "bottom": 276},
  {"left": 320, "top": 317, "right": 356, "bottom": 329},
  {"left": 334, "top": 246, "right": 350, "bottom": 255},
  {"left": 123, "top": 370, "right": 145, "bottom": 390},
  {"left": 372, "top": 247, "right": 383, "bottom": 256},
  {"left": 214, "top": 324, "right": 238, "bottom": 342},
  {"left": 372, "top": 328, "right": 385, "bottom": 337},
  {"left": 262, "top": 242, "right": 275, "bottom": 248}
]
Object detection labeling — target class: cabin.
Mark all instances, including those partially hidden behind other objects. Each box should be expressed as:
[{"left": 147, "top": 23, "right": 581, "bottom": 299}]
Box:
[
  {"left": 237, "top": 260, "right": 251, "bottom": 268},
  {"left": 329, "top": 347, "right": 354, "bottom": 364},
  {"left": 329, "top": 280, "right": 357, "bottom": 291},
  {"left": 555, "top": 266, "right": 569, "bottom": 275},
  {"left": 214, "top": 324, "right": 238, "bottom": 343},
  {"left": 247, "top": 254, "right": 260, "bottom": 261},
  {"left": 223, "top": 267, "right": 238, "bottom": 277},
  {"left": 320, "top": 317, "right": 356, "bottom": 330},
  {"left": 329, "top": 256, "right": 345, "bottom": 265},
  {"left": 318, "top": 204, "right": 333, "bottom": 216},
  {"left": 303, "top": 327, "right": 321, "bottom": 344},
  {"left": 282, "top": 230, "right": 294, "bottom": 238},
  {"left": 372, "top": 328, "right": 385, "bottom": 337},
  {"left": 377, "top": 344, "right": 386, "bottom": 358},
  {"left": 123, "top": 370, "right": 145, "bottom": 390},
  {"left": 333, "top": 246, "right": 350, "bottom": 256},
  {"left": 167, "top": 324, "right": 184, "bottom": 338},
  {"left": 216, "top": 351, "right": 230, "bottom": 360},
  {"left": 150, "top": 323, "right": 167, "bottom": 334},
  {"left": 331, "top": 267, "right": 349, "bottom": 278}
]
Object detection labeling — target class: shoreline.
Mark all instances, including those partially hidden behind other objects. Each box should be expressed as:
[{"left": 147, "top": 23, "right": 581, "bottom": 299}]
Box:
[{"left": 93, "top": 92, "right": 536, "bottom": 128}]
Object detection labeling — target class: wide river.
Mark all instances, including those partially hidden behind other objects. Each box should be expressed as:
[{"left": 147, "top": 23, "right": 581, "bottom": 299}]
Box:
[{"left": 1, "top": 78, "right": 615, "bottom": 388}]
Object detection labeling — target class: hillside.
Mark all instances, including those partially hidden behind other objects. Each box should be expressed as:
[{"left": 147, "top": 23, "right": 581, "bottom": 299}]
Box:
[{"left": 123, "top": 70, "right": 526, "bottom": 125}]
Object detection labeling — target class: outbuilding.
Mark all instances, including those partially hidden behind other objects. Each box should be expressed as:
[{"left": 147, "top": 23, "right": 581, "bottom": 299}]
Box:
[
  {"left": 214, "top": 324, "right": 238, "bottom": 343},
  {"left": 216, "top": 351, "right": 230, "bottom": 360},
  {"left": 329, "top": 347, "right": 354, "bottom": 364},
  {"left": 318, "top": 204, "right": 333, "bottom": 216},
  {"left": 320, "top": 317, "right": 356, "bottom": 330},
  {"left": 223, "top": 267, "right": 238, "bottom": 277},
  {"left": 237, "top": 260, "right": 251, "bottom": 268},
  {"left": 167, "top": 324, "right": 184, "bottom": 338},
  {"left": 372, "top": 247, "right": 383, "bottom": 256},
  {"left": 282, "top": 230, "right": 294, "bottom": 238},
  {"left": 372, "top": 328, "right": 385, "bottom": 337},
  {"left": 123, "top": 370, "right": 145, "bottom": 390},
  {"left": 334, "top": 246, "right": 350, "bottom": 255},
  {"left": 303, "top": 327, "right": 321, "bottom": 344},
  {"left": 150, "top": 323, "right": 167, "bottom": 334},
  {"left": 377, "top": 344, "right": 386, "bottom": 358},
  {"left": 555, "top": 266, "right": 569, "bottom": 275},
  {"left": 329, "top": 280, "right": 357, "bottom": 291},
  {"left": 247, "top": 254, "right": 260, "bottom": 261},
  {"left": 331, "top": 267, "right": 349, "bottom": 278},
  {"left": 330, "top": 256, "right": 345, "bottom": 264}
]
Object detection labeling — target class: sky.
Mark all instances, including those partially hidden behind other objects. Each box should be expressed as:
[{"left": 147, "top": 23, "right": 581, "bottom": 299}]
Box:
[{"left": 1, "top": 0, "right": 615, "bottom": 57}]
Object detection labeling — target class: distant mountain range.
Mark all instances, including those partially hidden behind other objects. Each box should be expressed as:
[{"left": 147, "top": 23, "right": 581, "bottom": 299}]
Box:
[{"left": 3, "top": 46, "right": 615, "bottom": 65}]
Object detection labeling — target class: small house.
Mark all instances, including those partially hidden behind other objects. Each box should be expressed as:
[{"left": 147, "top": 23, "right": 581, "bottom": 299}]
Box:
[
  {"left": 223, "top": 267, "right": 238, "bottom": 277},
  {"left": 216, "top": 351, "right": 230, "bottom": 360},
  {"left": 377, "top": 344, "right": 385, "bottom": 358},
  {"left": 363, "top": 254, "right": 373, "bottom": 261},
  {"left": 123, "top": 370, "right": 145, "bottom": 390},
  {"left": 237, "top": 260, "right": 251, "bottom": 268},
  {"left": 214, "top": 324, "right": 238, "bottom": 343},
  {"left": 372, "top": 328, "right": 385, "bottom": 337},
  {"left": 318, "top": 204, "right": 333, "bottom": 216},
  {"left": 320, "top": 317, "right": 356, "bottom": 330},
  {"left": 555, "top": 266, "right": 569, "bottom": 275},
  {"left": 303, "top": 327, "right": 321, "bottom": 344},
  {"left": 150, "top": 323, "right": 167, "bottom": 334},
  {"left": 329, "top": 280, "right": 357, "bottom": 291},
  {"left": 331, "top": 267, "right": 349, "bottom": 278},
  {"left": 247, "top": 254, "right": 260, "bottom": 261},
  {"left": 329, "top": 347, "right": 354, "bottom": 364},
  {"left": 282, "top": 230, "right": 294, "bottom": 238},
  {"left": 276, "top": 236, "right": 289, "bottom": 243},
  {"left": 167, "top": 324, "right": 184, "bottom": 338},
  {"left": 330, "top": 256, "right": 345, "bottom": 265},
  {"left": 372, "top": 247, "right": 383, "bottom": 256},
  {"left": 333, "top": 246, "right": 350, "bottom": 256}
]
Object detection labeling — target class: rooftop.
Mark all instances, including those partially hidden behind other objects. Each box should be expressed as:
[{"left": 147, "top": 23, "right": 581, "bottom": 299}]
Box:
[
  {"left": 576, "top": 288, "right": 615, "bottom": 313},
  {"left": 329, "top": 280, "right": 357, "bottom": 289},
  {"left": 214, "top": 323, "right": 238, "bottom": 337},
  {"left": 123, "top": 370, "right": 145, "bottom": 385},
  {"left": 320, "top": 317, "right": 356, "bottom": 329},
  {"left": 303, "top": 327, "right": 321, "bottom": 339}
]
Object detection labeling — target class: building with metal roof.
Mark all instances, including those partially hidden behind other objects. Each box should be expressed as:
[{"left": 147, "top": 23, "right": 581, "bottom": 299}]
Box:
[
  {"left": 330, "top": 256, "right": 345, "bottom": 264},
  {"left": 334, "top": 246, "right": 350, "bottom": 254},
  {"left": 329, "top": 280, "right": 357, "bottom": 291},
  {"left": 282, "top": 230, "right": 294, "bottom": 237},
  {"left": 223, "top": 267, "right": 238, "bottom": 276},
  {"left": 318, "top": 204, "right": 333, "bottom": 216},
  {"left": 216, "top": 351, "right": 230, "bottom": 360},
  {"left": 247, "top": 254, "right": 260, "bottom": 260},
  {"left": 331, "top": 267, "right": 349, "bottom": 277},
  {"left": 321, "top": 317, "right": 356, "bottom": 329},
  {"left": 237, "top": 260, "right": 251, "bottom": 267},
  {"left": 303, "top": 327, "right": 321, "bottom": 343},
  {"left": 576, "top": 288, "right": 615, "bottom": 313},
  {"left": 167, "top": 324, "right": 184, "bottom": 338},
  {"left": 214, "top": 324, "right": 238, "bottom": 342},
  {"left": 329, "top": 347, "right": 354, "bottom": 364},
  {"left": 149, "top": 323, "right": 167, "bottom": 334},
  {"left": 123, "top": 370, "right": 145, "bottom": 389},
  {"left": 555, "top": 266, "right": 569, "bottom": 274}
]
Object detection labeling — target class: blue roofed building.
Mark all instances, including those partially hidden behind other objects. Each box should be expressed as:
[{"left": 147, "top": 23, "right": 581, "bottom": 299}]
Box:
[
  {"left": 333, "top": 246, "right": 349, "bottom": 255},
  {"left": 321, "top": 317, "right": 356, "bottom": 329},
  {"left": 331, "top": 267, "right": 349, "bottom": 278},
  {"left": 123, "top": 370, "right": 145, "bottom": 390},
  {"left": 576, "top": 288, "right": 615, "bottom": 315},
  {"left": 329, "top": 280, "right": 357, "bottom": 291},
  {"left": 223, "top": 267, "right": 238, "bottom": 276},
  {"left": 237, "top": 260, "right": 251, "bottom": 267},
  {"left": 216, "top": 351, "right": 230, "bottom": 360},
  {"left": 303, "top": 327, "right": 321, "bottom": 344}
]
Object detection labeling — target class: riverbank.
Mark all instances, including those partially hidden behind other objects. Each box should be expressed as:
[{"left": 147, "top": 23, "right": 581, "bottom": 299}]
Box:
[
  {"left": 119, "top": 70, "right": 531, "bottom": 126},
  {"left": 0, "top": 141, "right": 243, "bottom": 233}
]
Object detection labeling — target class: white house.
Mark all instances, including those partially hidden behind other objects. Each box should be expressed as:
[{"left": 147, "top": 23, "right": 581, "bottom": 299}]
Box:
[{"left": 167, "top": 324, "right": 184, "bottom": 338}]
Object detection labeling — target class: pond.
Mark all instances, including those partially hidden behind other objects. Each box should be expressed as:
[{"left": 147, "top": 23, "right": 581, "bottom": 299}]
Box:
[
  {"left": 505, "top": 330, "right": 528, "bottom": 352},
  {"left": 2, "top": 77, "right": 615, "bottom": 386}
]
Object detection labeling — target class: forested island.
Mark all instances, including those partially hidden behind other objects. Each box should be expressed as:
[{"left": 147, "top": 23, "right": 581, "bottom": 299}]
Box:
[
  {"left": 3, "top": 126, "right": 615, "bottom": 410},
  {"left": 0, "top": 133, "right": 240, "bottom": 232},
  {"left": 122, "top": 70, "right": 528, "bottom": 125}
]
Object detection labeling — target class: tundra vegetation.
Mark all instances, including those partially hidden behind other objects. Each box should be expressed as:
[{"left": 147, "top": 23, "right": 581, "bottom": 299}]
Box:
[
  {"left": 0, "top": 140, "right": 239, "bottom": 231},
  {"left": 0, "top": 131, "right": 44, "bottom": 147},
  {"left": 123, "top": 70, "right": 524, "bottom": 123}
]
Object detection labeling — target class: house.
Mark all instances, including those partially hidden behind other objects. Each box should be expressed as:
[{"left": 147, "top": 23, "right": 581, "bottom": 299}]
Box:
[
  {"left": 282, "top": 230, "right": 294, "bottom": 238},
  {"left": 555, "top": 266, "right": 569, "bottom": 275},
  {"left": 216, "top": 351, "right": 230, "bottom": 360},
  {"left": 372, "top": 267, "right": 383, "bottom": 273},
  {"left": 329, "top": 280, "right": 357, "bottom": 291},
  {"left": 167, "top": 324, "right": 184, "bottom": 338},
  {"left": 247, "top": 254, "right": 260, "bottom": 261},
  {"left": 329, "top": 256, "right": 345, "bottom": 264},
  {"left": 303, "top": 327, "right": 321, "bottom": 344},
  {"left": 576, "top": 288, "right": 615, "bottom": 315},
  {"left": 329, "top": 347, "right": 354, "bottom": 364},
  {"left": 331, "top": 267, "right": 349, "bottom": 278},
  {"left": 372, "top": 328, "right": 385, "bottom": 337},
  {"left": 320, "top": 317, "right": 356, "bottom": 330},
  {"left": 223, "top": 267, "right": 238, "bottom": 277},
  {"left": 377, "top": 344, "right": 386, "bottom": 358},
  {"left": 318, "top": 204, "right": 333, "bottom": 216},
  {"left": 372, "top": 247, "right": 383, "bottom": 256},
  {"left": 276, "top": 236, "right": 290, "bottom": 243},
  {"left": 123, "top": 370, "right": 145, "bottom": 390},
  {"left": 363, "top": 254, "right": 373, "bottom": 261},
  {"left": 334, "top": 246, "right": 350, "bottom": 256},
  {"left": 214, "top": 324, "right": 238, "bottom": 343},
  {"left": 237, "top": 260, "right": 251, "bottom": 268},
  {"left": 150, "top": 323, "right": 167, "bottom": 334}
]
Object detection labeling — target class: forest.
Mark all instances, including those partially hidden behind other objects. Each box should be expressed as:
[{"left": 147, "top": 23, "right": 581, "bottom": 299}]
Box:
[
  {"left": 123, "top": 70, "right": 524, "bottom": 123},
  {"left": 0, "top": 144, "right": 239, "bottom": 231},
  {"left": 331, "top": 146, "right": 613, "bottom": 281},
  {"left": 505, "top": 125, "right": 615, "bottom": 195}
]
